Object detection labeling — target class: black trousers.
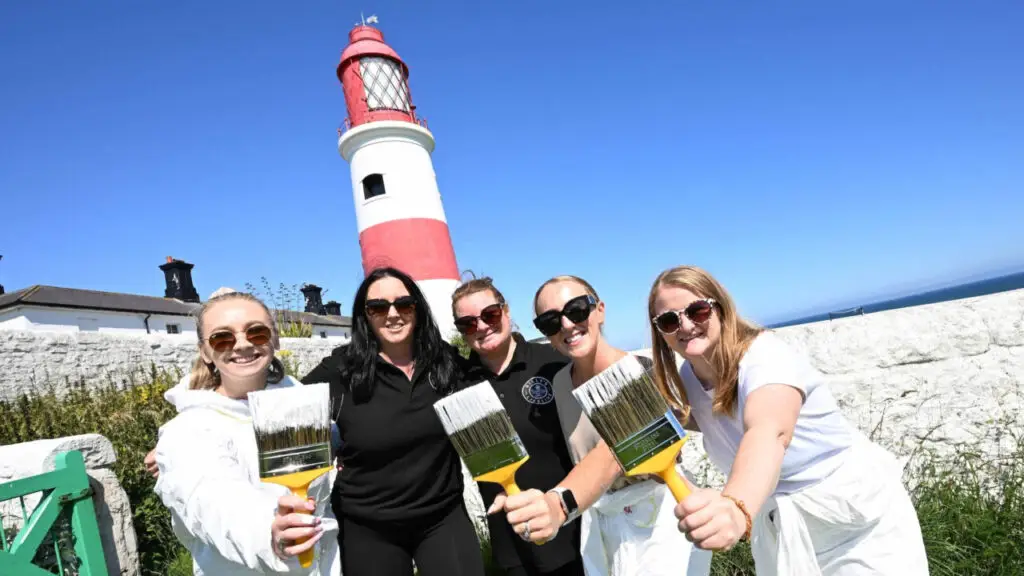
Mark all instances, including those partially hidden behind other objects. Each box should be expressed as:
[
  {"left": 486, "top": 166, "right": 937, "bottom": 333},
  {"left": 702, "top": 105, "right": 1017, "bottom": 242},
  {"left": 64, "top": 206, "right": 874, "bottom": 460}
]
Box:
[
  {"left": 503, "top": 557, "right": 586, "bottom": 576},
  {"left": 338, "top": 500, "right": 486, "bottom": 576}
]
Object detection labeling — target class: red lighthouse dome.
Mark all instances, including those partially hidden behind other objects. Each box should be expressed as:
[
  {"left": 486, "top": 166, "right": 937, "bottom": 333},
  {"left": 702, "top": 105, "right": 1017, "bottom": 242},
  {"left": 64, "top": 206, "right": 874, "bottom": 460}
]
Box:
[{"left": 337, "top": 25, "right": 420, "bottom": 128}]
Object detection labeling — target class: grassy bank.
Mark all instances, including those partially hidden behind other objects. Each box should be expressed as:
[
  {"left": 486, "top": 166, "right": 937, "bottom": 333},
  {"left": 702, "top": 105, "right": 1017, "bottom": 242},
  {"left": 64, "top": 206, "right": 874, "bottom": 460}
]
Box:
[{"left": 2, "top": 369, "right": 1021, "bottom": 575}]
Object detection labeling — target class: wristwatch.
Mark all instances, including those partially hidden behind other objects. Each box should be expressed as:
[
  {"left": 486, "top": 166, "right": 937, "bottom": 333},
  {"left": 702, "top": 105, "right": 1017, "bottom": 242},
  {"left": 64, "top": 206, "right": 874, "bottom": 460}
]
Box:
[{"left": 548, "top": 487, "right": 580, "bottom": 525}]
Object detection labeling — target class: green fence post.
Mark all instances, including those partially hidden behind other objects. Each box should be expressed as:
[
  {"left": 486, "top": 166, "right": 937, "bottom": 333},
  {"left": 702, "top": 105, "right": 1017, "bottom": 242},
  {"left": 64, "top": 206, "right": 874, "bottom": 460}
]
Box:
[
  {"left": 59, "top": 451, "right": 107, "bottom": 576},
  {"left": 0, "top": 449, "right": 110, "bottom": 576}
]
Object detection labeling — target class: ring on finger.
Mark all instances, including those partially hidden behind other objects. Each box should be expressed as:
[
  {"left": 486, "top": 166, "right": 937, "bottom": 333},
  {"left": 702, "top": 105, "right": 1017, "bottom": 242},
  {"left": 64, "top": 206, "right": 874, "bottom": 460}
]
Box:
[
  {"left": 277, "top": 537, "right": 290, "bottom": 556},
  {"left": 521, "top": 520, "right": 531, "bottom": 541}
]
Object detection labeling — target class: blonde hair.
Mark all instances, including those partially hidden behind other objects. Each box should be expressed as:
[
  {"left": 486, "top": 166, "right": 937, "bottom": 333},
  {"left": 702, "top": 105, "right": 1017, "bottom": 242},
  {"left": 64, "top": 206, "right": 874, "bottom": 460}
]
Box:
[
  {"left": 647, "top": 265, "right": 763, "bottom": 416},
  {"left": 189, "top": 291, "right": 285, "bottom": 391},
  {"left": 532, "top": 275, "right": 600, "bottom": 313}
]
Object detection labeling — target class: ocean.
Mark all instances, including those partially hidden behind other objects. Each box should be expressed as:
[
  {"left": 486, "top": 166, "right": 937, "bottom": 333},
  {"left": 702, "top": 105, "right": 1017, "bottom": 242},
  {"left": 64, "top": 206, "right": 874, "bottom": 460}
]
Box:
[{"left": 766, "top": 270, "right": 1024, "bottom": 329}]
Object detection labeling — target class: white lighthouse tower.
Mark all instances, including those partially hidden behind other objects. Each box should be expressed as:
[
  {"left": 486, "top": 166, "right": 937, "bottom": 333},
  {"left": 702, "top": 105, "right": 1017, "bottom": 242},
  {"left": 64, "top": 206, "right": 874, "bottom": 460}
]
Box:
[{"left": 336, "top": 23, "right": 461, "bottom": 339}]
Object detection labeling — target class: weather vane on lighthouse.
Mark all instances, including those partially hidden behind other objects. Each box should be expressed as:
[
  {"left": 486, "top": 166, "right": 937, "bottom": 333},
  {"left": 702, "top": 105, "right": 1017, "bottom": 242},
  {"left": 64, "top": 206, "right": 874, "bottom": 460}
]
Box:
[
  {"left": 335, "top": 21, "right": 463, "bottom": 340},
  {"left": 356, "top": 13, "right": 378, "bottom": 27}
]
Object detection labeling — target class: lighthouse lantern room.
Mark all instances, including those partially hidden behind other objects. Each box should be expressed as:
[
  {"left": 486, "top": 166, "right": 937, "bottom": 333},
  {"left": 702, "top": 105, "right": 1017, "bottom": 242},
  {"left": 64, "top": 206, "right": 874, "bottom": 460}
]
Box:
[{"left": 337, "top": 24, "right": 461, "bottom": 340}]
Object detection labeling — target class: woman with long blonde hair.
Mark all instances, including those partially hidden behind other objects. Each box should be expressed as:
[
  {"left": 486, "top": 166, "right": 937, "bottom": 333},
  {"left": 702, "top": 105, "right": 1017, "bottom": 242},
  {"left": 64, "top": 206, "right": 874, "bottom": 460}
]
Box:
[
  {"left": 153, "top": 289, "right": 341, "bottom": 575},
  {"left": 648, "top": 265, "right": 928, "bottom": 574}
]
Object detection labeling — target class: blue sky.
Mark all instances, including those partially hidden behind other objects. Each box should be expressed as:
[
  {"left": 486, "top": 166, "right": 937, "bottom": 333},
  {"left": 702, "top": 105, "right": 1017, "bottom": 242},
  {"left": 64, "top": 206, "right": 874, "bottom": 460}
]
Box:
[{"left": 1, "top": 1, "right": 1022, "bottom": 350}]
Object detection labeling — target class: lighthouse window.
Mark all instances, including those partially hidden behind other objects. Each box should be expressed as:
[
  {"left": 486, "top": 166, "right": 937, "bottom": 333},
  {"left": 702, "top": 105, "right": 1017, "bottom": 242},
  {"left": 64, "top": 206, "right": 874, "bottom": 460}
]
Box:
[
  {"left": 363, "top": 174, "right": 386, "bottom": 200},
  {"left": 359, "top": 56, "right": 411, "bottom": 113}
]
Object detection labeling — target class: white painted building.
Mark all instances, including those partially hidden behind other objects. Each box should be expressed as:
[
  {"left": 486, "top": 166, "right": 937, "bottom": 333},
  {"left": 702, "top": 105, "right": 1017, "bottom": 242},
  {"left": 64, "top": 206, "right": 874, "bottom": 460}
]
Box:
[{"left": 0, "top": 258, "right": 353, "bottom": 341}]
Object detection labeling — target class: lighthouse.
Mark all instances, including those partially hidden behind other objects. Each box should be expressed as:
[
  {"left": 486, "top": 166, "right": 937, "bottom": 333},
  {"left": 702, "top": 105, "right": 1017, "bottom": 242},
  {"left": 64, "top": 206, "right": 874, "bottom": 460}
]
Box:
[{"left": 336, "top": 24, "right": 461, "bottom": 339}]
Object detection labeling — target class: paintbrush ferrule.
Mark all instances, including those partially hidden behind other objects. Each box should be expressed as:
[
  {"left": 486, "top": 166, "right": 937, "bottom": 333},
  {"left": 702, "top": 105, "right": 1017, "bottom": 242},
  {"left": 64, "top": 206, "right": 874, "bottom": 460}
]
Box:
[
  {"left": 609, "top": 410, "right": 686, "bottom": 472},
  {"left": 258, "top": 442, "right": 334, "bottom": 478},
  {"left": 462, "top": 437, "right": 528, "bottom": 478}
]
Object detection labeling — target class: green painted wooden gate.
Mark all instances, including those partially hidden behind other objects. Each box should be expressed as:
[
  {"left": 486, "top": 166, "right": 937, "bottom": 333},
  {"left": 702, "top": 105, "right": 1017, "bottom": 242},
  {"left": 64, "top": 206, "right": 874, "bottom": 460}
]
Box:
[{"left": 0, "top": 450, "right": 108, "bottom": 575}]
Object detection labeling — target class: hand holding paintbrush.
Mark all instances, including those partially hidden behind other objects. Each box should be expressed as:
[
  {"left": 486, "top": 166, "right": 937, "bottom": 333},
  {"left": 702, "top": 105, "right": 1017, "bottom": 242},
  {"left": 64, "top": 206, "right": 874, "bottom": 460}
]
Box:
[
  {"left": 434, "top": 381, "right": 530, "bottom": 497},
  {"left": 249, "top": 383, "right": 335, "bottom": 568},
  {"left": 572, "top": 354, "right": 695, "bottom": 502}
]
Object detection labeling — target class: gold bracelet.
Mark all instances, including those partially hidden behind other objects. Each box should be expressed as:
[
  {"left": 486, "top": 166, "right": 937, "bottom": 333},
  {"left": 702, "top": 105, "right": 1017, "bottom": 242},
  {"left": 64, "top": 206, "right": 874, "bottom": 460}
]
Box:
[{"left": 721, "top": 494, "right": 752, "bottom": 542}]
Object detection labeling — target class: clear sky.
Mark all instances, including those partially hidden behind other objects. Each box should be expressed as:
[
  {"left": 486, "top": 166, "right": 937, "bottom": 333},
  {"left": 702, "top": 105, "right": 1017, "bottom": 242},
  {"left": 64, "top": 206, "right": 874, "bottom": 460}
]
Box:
[{"left": 1, "top": 1, "right": 1022, "bottom": 350}]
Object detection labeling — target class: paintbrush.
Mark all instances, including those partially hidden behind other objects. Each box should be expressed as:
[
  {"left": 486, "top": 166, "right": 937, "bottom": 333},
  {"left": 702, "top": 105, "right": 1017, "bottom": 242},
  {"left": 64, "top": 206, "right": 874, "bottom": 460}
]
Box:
[
  {"left": 433, "top": 381, "right": 529, "bottom": 497},
  {"left": 248, "top": 383, "right": 333, "bottom": 568},
  {"left": 572, "top": 355, "right": 693, "bottom": 502}
]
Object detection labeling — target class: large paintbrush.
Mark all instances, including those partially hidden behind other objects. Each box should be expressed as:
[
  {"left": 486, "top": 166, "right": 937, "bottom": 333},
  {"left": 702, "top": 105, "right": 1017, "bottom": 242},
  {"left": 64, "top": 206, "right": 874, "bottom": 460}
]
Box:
[
  {"left": 433, "top": 381, "right": 529, "bottom": 497},
  {"left": 572, "top": 354, "right": 693, "bottom": 501},
  {"left": 248, "top": 383, "right": 333, "bottom": 568}
]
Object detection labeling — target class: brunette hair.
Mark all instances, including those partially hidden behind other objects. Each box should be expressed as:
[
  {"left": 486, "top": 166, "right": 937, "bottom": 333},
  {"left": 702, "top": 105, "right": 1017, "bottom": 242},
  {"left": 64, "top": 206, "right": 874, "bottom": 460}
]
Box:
[
  {"left": 342, "top": 267, "right": 459, "bottom": 402},
  {"left": 451, "top": 273, "right": 507, "bottom": 316},
  {"left": 647, "top": 265, "right": 763, "bottom": 416},
  {"left": 189, "top": 290, "right": 285, "bottom": 390}
]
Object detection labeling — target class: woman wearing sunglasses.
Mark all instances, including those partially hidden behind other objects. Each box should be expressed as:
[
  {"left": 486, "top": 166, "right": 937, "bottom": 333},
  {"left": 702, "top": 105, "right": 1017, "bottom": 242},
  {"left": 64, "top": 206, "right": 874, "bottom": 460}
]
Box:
[
  {"left": 152, "top": 289, "right": 341, "bottom": 575},
  {"left": 450, "top": 276, "right": 584, "bottom": 576},
  {"left": 300, "top": 266, "right": 485, "bottom": 576},
  {"left": 648, "top": 265, "right": 928, "bottom": 574},
  {"left": 500, "top": 275, "right": 712, "bottom": 576}
]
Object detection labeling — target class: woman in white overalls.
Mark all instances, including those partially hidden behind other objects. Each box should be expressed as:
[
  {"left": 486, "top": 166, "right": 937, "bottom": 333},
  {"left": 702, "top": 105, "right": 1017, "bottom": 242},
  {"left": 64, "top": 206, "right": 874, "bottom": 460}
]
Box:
[
  {"left": 496, "top": 274, "right": 712, "bottom": 576},
  {"left": 648, "top": 265, "right": 929, "bottom": 575}
]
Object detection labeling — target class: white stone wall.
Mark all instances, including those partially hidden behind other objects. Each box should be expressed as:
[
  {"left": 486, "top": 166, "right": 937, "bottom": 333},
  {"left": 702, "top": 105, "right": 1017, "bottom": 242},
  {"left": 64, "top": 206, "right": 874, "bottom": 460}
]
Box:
[
  {"left": 0, "top": 331, "right": 344, "bottom": 401},
  {"left": 673, "top": 287, "right": 1024, "bottom": 490}
]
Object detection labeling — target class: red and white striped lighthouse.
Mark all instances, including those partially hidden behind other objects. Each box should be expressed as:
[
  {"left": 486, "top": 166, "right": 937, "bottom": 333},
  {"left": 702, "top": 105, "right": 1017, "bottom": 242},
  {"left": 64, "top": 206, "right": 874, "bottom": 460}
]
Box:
[{"left": 337, "top": 23, "right": 461, "bottom": 339}]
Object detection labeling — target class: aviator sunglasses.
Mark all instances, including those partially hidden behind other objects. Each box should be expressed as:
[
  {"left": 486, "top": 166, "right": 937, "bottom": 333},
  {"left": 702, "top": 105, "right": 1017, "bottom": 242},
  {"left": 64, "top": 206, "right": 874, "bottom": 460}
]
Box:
[
  {"left": 206, "top": 324, "right": 273, "bottom": 353},
  {"left": 365, "top": 295, "right": 417, "bottom": 318},
  {"left": 532, "top": 294, "right": 597, "bottom": 337},
  {"left": 454, "top": 302, "right": 504, "bottom": 336},
  {"left": 652, "top": 298, "right": 717, "bottom": 334}
]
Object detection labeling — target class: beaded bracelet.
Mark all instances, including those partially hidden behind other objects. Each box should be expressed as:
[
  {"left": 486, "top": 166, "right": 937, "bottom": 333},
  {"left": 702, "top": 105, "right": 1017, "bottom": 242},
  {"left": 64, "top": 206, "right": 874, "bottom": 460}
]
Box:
[{"left": 721, "top": 494, "right": 752, "bottom": 542}]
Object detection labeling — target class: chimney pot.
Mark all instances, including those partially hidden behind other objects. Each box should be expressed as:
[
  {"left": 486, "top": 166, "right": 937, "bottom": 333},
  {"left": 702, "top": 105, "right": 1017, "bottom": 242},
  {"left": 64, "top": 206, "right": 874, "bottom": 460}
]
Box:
[
  {"left": 300, "top": 284, "right": 325, "bottom": 315},
  {"left": 324, "top": 300, "right": 342, "bottom": 316},
  {"left": 159, "top": 258, "right": 200, "bottom": 303}
]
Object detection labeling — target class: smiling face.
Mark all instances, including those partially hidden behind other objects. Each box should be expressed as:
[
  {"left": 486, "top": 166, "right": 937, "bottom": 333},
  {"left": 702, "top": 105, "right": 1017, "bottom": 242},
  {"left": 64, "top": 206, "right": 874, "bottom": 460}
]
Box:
[
  {"left": 198, "top": 298, "right": 278, "bottom": 396},
  {"left": 534, "top": 280, "right": 604, "bottom": 359},
  {"left": 453, "top": 289, "right": 511, "bottom": 355},
  {"left": 651, "top": 284, "right": 722, "bottom": 359},
  {"left": 365, "top": 275, "right": 417, "bottom": 350}
]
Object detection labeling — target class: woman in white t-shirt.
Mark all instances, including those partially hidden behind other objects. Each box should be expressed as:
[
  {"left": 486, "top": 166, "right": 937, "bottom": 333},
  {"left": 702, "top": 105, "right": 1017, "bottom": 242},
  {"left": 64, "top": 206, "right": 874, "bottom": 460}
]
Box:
[
  {"left": 647, "top": 265, "right": 929, "bottom": 575},
  {"left": 499, "top": 274, "right": 712, "bottom": 576}
]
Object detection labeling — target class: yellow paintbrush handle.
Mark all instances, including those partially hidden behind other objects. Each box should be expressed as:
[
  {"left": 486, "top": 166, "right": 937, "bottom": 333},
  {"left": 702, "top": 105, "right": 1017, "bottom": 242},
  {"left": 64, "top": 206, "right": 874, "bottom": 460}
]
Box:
[
  {"left": 503, "top": 481, "right": 521, "bottom": 497},
  {"left": 659, "top": 467, "right": 692, "bottom": 502},
  {"left": 291, "top": 485, "right": 315, "bottom": 569}
]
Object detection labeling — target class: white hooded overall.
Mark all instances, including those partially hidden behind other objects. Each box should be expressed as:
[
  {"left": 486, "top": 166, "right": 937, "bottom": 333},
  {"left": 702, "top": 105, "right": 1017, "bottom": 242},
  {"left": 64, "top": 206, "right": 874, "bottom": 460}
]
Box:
[{"left": 154, "top": 375, "right": 342, "bottom": 576}]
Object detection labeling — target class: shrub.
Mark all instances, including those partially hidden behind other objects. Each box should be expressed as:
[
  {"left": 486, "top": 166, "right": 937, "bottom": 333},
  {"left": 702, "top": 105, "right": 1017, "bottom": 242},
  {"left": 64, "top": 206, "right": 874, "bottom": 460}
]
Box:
[{"left": 0, "top": 366, "right": 186, "bottom": 575}]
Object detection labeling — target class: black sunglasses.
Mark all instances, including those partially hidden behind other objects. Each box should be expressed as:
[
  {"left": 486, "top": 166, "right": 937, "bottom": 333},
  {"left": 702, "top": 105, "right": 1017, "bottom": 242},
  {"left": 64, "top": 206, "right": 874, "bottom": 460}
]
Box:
[
  {"left": 532, "top": 294, "right": 597, "bottom": 337},
  {"left": 454, "top": 302, "right": 504, "bottom": 336},
  {"left": 652, "top": 298, "right": 717, "bottom": 334},
  {"left": 365, "top": 295, "right": 417, "bottom": 318}
]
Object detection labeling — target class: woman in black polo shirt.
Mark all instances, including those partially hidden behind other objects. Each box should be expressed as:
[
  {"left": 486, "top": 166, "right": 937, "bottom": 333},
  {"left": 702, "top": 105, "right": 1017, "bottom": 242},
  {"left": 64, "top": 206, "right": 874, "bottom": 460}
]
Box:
[
  {"left": 301, "top": 266, "right": 485, "bottom": 576},
  {"left": 451, "top": 276, "right": 584, "bottom": 576}
]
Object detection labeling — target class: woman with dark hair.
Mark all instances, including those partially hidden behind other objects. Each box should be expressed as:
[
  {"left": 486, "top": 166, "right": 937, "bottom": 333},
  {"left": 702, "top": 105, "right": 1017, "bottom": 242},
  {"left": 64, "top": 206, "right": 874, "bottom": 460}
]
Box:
[{"left": 301, "top": 266, "right": 485, "bottom": 576}]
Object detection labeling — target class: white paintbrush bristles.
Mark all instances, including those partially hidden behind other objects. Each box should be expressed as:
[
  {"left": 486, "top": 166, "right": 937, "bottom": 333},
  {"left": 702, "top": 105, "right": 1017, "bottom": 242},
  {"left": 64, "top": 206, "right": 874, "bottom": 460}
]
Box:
[
  {"left": 433, "top": 382, "right": 506, "bottom": 434},
  {"left": 248, "top": 382, "right": 331, "bottom": 435},
  {"left": 572, "top": 355, "right": 671, "bottom": 446}
]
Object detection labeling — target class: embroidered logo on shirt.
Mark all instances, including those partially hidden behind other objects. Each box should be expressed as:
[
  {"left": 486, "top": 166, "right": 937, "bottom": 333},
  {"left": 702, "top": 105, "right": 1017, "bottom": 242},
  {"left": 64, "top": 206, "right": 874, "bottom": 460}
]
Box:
[{"left": 521, "top": 377, "right": 554, "bottom": 405}]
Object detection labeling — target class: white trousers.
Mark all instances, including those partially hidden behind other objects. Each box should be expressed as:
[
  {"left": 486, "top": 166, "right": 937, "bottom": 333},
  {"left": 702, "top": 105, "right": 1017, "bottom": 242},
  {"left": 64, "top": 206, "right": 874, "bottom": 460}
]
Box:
[
  {"left": 579, "top": 479, "right": 713, "bottom": 576},
  {"left": 751, "top": 432, "right": 929, "bottom": 575}
]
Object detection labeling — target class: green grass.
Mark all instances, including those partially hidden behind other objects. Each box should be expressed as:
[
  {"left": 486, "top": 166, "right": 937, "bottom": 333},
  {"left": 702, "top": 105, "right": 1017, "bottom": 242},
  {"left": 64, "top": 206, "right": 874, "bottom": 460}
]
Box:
[{"left": 2, "top": 368, "right": 1022, "bottom": 575}]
